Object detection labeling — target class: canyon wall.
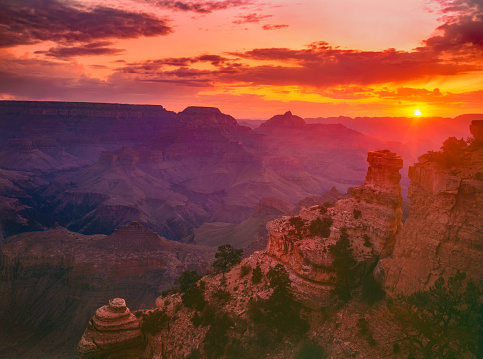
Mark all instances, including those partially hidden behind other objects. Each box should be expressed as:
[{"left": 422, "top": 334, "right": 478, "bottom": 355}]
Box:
[{"left": 381, "top": 121, "right": 483, "bottom": 294}]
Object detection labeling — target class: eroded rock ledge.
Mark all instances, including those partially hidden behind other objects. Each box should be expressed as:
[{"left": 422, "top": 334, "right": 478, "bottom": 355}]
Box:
[{"left": 266, "top": 150, "right": 403, "bottom": 283}]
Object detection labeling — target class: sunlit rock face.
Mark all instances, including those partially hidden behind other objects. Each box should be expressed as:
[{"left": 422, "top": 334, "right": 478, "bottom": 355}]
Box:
[
  {"left": 381, "top": 121, "right": 483, "bottom": 295},
  {"left": 266, "top": 150, "right": 403, "bottom": 283},
  {"left": 77, "top": 298, "right": 144, "bottom": 359}
]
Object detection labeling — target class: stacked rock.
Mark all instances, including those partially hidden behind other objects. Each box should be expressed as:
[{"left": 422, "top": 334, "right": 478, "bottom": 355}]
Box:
[{"left": 77, "top": 298, "right": 145, "bottom": 358}]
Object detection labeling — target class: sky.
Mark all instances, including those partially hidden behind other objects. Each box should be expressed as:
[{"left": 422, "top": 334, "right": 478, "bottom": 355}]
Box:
[{"left": 0, "top": 0, "right": 482, "bottom": 119}]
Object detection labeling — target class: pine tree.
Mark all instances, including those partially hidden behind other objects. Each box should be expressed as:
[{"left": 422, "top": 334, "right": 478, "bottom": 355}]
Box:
[{"left": 329, "top": 227, "right": 357, "bottom": 301}]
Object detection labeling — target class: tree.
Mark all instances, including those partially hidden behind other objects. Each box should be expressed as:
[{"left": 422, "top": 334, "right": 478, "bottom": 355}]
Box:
[
  {"left": 264, "top": 264, "right": 308, "bottom": 335},
  {"left": 329, "top": 227, "right": 357, "bottom": 301},
  {"left": 212, "top": 244, "right": 243, "bottom": 277},
  {"left": 387, "top": 271, "right": 482, "bottom": 358},
  {"left": 175, "top": 270, "right": 201, "bottom": 293}
]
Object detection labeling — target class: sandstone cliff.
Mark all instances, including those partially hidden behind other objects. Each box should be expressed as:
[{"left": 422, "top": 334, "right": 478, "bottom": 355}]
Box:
[
  {"left": 266, "top": 150, "right": 403, "bottom": 283},
  {"left": 381, "top": 120, "right": 483, "bottom": 294}
]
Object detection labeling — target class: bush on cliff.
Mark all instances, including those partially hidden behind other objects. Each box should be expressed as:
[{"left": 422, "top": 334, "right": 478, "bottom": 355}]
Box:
[
  {"left": 425, "top": 136, "right": 469, "bottom": 168},
  {"left": 249, "top": 264, "right": 308, "bottom": 340},
  {"left": 387, "top": 271, "right": 482, "bottom": 359},
  {"left": 308, "top": 217, "right": 333, "bottom": 238}
]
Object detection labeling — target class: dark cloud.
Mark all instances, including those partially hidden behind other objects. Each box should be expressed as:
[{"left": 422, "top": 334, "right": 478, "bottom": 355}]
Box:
[
  {"left": 144, "top": 0, "right": 253, "bottom": 14},
  {"left": 0, "top": 0, "right": 172, "bottom": 48},
  {"left": 262, "top": 24, "right": 289, "bottom": 30},
  {"left": 120, "top": 55, "right": 233, "bottom": 74},
  {"left": 34, "top": 41, "right": 125, "bottom": 58},
  {"left": 114, "top": 40, "right": 481, "bottom": 90},
  {"left": 422, "top": 0, "right": 483, "bottom": 52},
  {"left": 232, "top": 13, "right": 272, "bottom": 24}
]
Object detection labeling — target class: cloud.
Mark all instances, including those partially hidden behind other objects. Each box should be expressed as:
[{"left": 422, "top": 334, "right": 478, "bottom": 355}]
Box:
[
  {"left": 112, "top": 38, "right": 481, "bottom": 91},
  {"left": 144, "top": 0, "right": 254, "bottom": 14},
  {"left": 422, "top": 0, "right": 483, "bottom": 53},
  {"left": 0, "top": 0, "right": 173, "bottom": 48},
  {"left": 232, "top": 13, "right": 272, "bottom": 24},
  {"left": 262, "top": 24, "right": 289, "bottom": 30},
  {"left": 34, "top": 41, "right": 125, "bottom": 59}
]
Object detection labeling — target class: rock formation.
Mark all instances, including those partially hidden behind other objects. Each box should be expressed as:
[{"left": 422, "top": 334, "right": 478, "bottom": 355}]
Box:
[
  {"left": 266, "top": 150, "right": 403, "bottom": 283},
  {"left": 381, "top": 120, "right": 483, "bottom": 294},
  {"left": 77, "top": 298, "right": 144, "bottom": 359}
]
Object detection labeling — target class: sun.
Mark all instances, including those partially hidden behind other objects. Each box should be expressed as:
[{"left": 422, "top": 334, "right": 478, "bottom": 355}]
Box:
[{"left": 414, "top": 109, "right": 422, "bottom": 116}]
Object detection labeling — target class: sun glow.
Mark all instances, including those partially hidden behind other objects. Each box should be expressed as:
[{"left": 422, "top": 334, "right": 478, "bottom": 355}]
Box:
[{"left": 414, "top": 109, "right": 422, "bottom": 116}]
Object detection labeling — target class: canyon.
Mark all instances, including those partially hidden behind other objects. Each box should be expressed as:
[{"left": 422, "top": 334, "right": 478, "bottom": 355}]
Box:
[{"left": 0, "top": 100, "right": 481, "bottom": 358}]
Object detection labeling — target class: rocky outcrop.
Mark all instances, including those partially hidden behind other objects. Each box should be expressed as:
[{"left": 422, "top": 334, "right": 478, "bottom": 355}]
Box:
[
  {"left": 77, "top": 298, "right": 144, "bottom": 359},
  {"left": 266, "top": 150, "right": 403, "bottom": 283},
  {"left": 381, "top": 121, "right": 483, "bottom": 295}
]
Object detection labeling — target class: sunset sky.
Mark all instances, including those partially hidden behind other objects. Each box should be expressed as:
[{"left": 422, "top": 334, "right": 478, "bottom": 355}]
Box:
[{"left": 0, "top": 0, "right": 482, "bottom": 118}]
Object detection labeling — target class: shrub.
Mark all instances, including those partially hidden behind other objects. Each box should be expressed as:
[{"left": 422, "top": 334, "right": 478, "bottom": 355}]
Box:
[
  {"left": 191, "top": 311, "right": 202, "bottom": 327},
  {"left": 308, "top": 217, "right": 333, "bottom": 238},
  {"left": 175, "top": 270, "right": 201, "bottom": 293},
  {"left": 251, "top": 263, "right": 263, "bottom": 284},
  {"left": 387, "top": 271, "right": 482, "bottom": 358},
  {"left": 141, "top": 309, "right": 170, "bottom": 335},
  {"left": 363, "top": 234, "right": 371, "bottom": 247},
  {"left": 203, "top": 312, "right": 234, "bottom": 359},
  {"left": 182, "top": 285, "right": 206, "bottom": 311},
  {"left": 211, "top": 288, "right": 232, "bottom": 304},
  {"left": 353, "top": 209, "right": 362, "bottom": 219},
  {"left": 185, "top": 348, "right": 202, "bottom": 359},
  {"left": 240, "top": 264, "right": 252, "bottom": 277},
  {"left": 392, "top": 343, "right": 400, "bottom": 354},
  {"left": 200, "top": 304, "right": 216, "bottom": 326},
  {"left": 289, "top": 216, "right": 305, "bottom": 229},
  {"left": 296, "top": 340, "right": 328, "bottom": 359},
  {"left": 316, "top": 205, "right": 327, "bottom": 214}
]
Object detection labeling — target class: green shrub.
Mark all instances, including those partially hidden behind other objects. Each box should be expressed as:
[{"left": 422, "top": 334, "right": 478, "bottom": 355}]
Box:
[
  {"left": 185, "top": 348, "right": 202, "bottom": 359},
  {"left": 200, "top": 304, "right": 216, "bottom": 326},
  {"left": 203, "top": 312, "right": 234, "bottom": 359},
  {"left": 182, "top": 285, "right": 206, "bottom": 311},
  {"left": 353, "top": 209, "right": 362, "bottom": 219},
  {"left": 308, "top": 217, "right": 333, "bottom": 238},
  {"left": 363, "top": 234, "right": 371, "bottom": 247},
  {"left": 176, "top": 270, "right": 202, "bottom": 293},
  {"left": 141, "top": 309, "right": 170, "bottom": 335},
  {"left": 240, "top": 264, "right": 252, "bottom": 277},
  {"left": 388, "top": 271, "right": 482, "bottom": 358},
  {"left": 289, "top": 216, "right": 305, "bottom": 229},
  {"left": 191, "top": 311, "right": 202, "bottom": 327},
  {"left": 251, "top": 263, "right": 263, "bottom": 284},
  {"left": 211, "top": 288, "right": 232, "bottom": 304},
  {"left": 296, "top": 340, "right": 328, "bottom": 359}
]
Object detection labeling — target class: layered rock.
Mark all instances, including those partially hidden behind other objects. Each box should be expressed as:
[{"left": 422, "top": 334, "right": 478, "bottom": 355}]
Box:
[
  {"left": 77, "top": 298, "right": 144, "bottom": 359},
  {"left": 266, "top": 150, "right": 403, "bottom": 283},
  {"left": 382, "top": 121, "right": 483, "bottom": 295}
]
